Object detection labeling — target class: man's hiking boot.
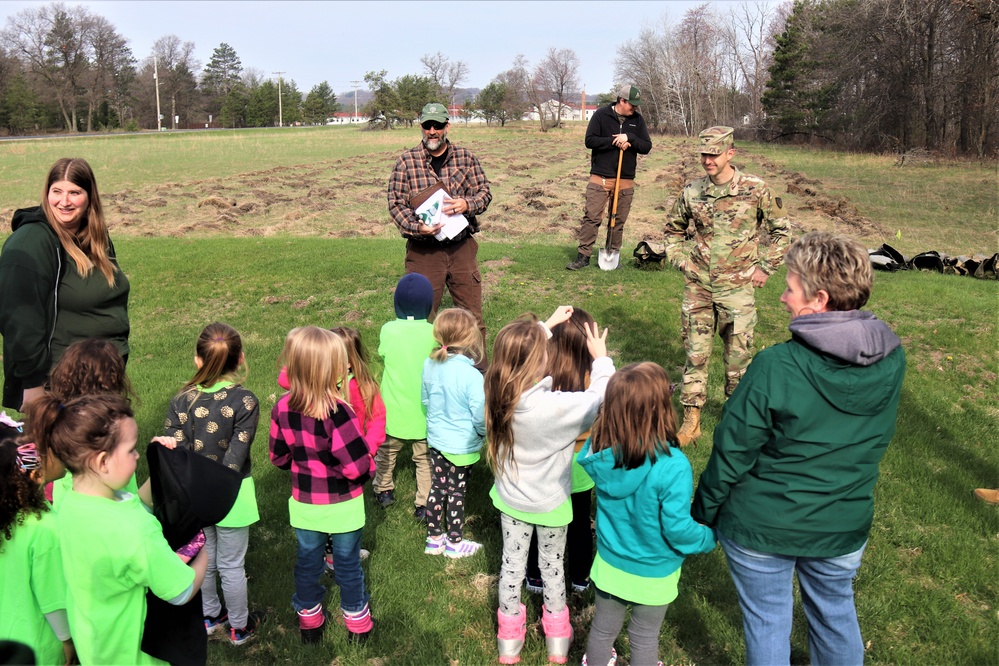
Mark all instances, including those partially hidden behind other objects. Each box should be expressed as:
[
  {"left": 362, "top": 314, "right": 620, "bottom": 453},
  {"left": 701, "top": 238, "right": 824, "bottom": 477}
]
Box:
[
  {"left": 677, "top": 406, "right": 702, "bottom": 447},
  {"left": 566, "top": 253, "right": 590, "bottom": 270}
]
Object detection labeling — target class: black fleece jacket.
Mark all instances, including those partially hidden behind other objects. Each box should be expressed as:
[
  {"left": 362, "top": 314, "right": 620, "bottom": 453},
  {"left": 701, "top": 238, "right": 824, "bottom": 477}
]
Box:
[{"left": 584, "top": 103, "right": 653, "bottom": 180}]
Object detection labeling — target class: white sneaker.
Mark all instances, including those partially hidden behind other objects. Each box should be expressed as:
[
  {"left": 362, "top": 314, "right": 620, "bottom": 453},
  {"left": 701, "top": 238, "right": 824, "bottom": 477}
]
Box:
[
  {"left": 444, "top": 539, "right": 482, "bottom": 559},
  {"left": 325, "top": 548, "right": 370, "bottom": 572}
]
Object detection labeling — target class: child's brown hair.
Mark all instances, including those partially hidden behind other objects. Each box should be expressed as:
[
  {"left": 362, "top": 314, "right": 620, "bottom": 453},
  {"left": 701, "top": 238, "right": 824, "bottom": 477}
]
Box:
[
  {"left": 26, "top": 393, "right": 134, "bottom": 477},
  {"left": 47, "top": 338, "right": 133, "bottom": 402},
  {"left": 184, "top": 322, "right": 245, "bottom": 392},
  {"left": 589, "top": 362, "right": 677, "bottom": 470}
]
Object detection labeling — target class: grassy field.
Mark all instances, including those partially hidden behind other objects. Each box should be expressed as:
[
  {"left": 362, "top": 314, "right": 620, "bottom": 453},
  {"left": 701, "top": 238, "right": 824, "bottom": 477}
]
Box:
[{"left": 0, "top": 125, "right": 996, "bottom": 665}]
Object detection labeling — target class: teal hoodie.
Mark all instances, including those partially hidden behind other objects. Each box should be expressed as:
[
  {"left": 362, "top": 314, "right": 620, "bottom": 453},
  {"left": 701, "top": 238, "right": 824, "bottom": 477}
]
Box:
[
  {"left": 578, "top": 440, "right": 716, "bottom": 579},
  {"left": 692, "top": 310, "right": 905, "bottom": 557}
]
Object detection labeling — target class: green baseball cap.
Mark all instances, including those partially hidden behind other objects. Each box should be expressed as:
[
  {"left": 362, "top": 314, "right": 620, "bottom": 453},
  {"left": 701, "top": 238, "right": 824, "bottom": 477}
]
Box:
[
  {"left": 616, "top": 84, "right": 642, "bottom": 106},
  {"left": 698, "top": 126, "right": 734, "bottom": 155},
  {"left": 420, "top": 102, "right": 449, "bottom": 124}
]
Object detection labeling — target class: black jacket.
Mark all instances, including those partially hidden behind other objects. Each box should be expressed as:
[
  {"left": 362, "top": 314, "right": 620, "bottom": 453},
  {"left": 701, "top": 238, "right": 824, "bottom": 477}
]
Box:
[{"left": 585, "top": 103, "right": 652, "bottom": 180}]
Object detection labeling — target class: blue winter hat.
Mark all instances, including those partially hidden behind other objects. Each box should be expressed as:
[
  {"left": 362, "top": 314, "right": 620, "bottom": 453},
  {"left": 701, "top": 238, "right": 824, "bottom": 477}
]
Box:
[{"left": 394, "top": 273, "right": 434, "bottom": 320}]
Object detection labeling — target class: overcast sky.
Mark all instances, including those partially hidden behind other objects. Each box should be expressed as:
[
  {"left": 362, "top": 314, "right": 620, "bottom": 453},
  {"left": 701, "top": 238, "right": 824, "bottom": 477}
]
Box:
[{"left": 0, "top": 0, "right": 744, "bottom": 96}]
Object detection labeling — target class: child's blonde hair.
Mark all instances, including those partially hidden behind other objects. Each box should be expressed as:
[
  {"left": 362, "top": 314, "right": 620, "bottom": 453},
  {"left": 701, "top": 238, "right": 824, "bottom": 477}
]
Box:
[
  {"left": 429, "top": 308, "right": 484, "bottom": 364},
  {"left": 485, "top": 315, "right": 548, "bottom": 476},
  {"left": 589, "top": 362, "right": 677, "bottom": 470},
  {"left": 280, "top": 326, "right": 347, "bottom": 420},
  {"left": 329, "top": 326, "right": 378, "bottom": 425}
]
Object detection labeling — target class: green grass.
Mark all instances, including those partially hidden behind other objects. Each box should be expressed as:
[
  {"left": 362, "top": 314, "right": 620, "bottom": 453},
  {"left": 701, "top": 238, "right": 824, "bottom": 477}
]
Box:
[{"left": 1, "top": 128, "right": 996, "bottom": 665}]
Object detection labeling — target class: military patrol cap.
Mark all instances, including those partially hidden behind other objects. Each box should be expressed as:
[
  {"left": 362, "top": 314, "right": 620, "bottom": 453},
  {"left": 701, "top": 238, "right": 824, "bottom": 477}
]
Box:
[
  {"left": 698, "top": 126, "right": 735, "bottom": 155},
  {"left": 616, "top": 84, "right": 642, "bottom": 106},
  {"left": 420, "top": 102, "right": 449, "bottom": 124}
]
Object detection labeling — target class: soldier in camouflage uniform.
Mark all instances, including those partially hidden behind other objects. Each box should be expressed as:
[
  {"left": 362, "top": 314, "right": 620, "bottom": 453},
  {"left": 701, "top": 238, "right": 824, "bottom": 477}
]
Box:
[{"left": 663, "top": 126, "right": 790, "bottom": 446}]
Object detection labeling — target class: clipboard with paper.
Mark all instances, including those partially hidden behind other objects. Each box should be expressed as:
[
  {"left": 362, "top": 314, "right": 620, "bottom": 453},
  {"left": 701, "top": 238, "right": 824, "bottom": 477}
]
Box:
[{"left": 411, "top": 182, "right": 469, "bottom": 241}]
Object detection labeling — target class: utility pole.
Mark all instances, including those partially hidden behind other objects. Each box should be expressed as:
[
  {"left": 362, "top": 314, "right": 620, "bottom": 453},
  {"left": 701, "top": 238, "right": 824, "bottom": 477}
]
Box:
[
  {"left": 154, "top": 57, "right": 162, "bottom": 131},
  {"left": 273, "top": 71, "right": 285, "bottom": 127},
  {"left": 581, "top": 86, "right": 585, "bottom": 122},
  {"left": 350, "top": 80, "right": 360, "bottom": 122}
]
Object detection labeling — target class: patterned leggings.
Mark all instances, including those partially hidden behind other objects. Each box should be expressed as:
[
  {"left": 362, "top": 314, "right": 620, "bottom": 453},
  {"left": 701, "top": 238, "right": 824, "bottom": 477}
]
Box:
[
  {"left": 499, "top": 513, "right": 567, "bottom": 615},
  {"left": 426, "top": 448, "right": 472, "bottom": 542}
]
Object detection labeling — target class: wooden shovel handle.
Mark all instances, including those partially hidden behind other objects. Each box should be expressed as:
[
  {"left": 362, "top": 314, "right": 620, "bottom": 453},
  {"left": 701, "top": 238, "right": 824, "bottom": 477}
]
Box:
[{"left": 609, "top": 148, "right": 624, "bottom": 228}]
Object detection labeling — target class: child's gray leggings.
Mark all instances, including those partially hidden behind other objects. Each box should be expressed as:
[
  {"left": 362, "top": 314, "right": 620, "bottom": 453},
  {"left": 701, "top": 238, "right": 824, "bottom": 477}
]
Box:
[{"left": 585, "top": 587, "right": 669, "bottom": 666}]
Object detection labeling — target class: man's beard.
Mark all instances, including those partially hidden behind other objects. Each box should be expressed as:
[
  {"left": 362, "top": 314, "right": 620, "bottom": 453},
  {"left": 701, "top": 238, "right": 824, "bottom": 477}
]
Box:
[{"left": 423, "top": 130, "right": 448, "bottom": 151}]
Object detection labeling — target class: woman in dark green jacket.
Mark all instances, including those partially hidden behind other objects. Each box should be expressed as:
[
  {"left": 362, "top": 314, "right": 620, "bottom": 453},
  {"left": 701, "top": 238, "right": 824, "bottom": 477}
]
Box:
[
  {"left": 692, "top": 232, "right": 905, "bottom": 666},
  {"left": 0, "top": 158, "right": 129, "bottom": 410}
]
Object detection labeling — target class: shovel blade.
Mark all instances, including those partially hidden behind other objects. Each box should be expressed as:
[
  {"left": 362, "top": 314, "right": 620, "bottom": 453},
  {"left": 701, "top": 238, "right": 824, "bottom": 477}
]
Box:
[{"left": 598, "top": 248, "right": 620, "bottom": 270}]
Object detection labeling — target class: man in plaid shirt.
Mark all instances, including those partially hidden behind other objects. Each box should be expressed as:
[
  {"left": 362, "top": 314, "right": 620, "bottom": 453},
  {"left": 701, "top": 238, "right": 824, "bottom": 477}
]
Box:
[{"left": 387, "top": 102, "right": 492, "bottom": 348}]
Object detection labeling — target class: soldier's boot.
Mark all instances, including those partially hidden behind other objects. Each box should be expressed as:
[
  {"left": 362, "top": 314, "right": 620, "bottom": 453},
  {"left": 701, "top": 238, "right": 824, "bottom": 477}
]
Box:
[
  {"left": 677, "top": 407, "right": 702, "bottom": 447},
  {"left": 566, "top": 253, "right": 590, "bottom": 271}
]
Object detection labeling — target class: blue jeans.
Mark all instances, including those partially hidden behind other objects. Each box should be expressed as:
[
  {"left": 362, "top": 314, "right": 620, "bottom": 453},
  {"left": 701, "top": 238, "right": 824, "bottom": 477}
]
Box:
[
  {"left": 720, "top": 535, "right": 867, "bottom": 666},
  {"left": 292, "top": 528, "right": 369, "bottom": 613}
]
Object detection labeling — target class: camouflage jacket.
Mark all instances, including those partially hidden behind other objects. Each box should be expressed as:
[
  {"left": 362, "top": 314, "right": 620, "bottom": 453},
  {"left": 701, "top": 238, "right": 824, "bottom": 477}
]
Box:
[{"left": 663, "top": 168, "right": 790, "bottom": 289}]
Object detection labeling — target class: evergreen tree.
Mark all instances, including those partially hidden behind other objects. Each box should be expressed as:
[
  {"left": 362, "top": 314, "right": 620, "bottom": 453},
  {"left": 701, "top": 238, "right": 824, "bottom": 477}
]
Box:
[
  {"left": 202, "top": 43, "right": 243, "bottom": 126},
  {"left": 302, "top": 81, "right": 338, "bottom": 124}
]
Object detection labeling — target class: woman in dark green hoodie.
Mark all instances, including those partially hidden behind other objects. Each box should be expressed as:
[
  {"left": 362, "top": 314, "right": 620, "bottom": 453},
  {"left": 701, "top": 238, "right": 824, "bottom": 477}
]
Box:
[
  {"left": 692, "top": 232, "right": 905, "bottom": 666},
  {"left": 0, "top": 158, "right": 129, "bottom": 410}
]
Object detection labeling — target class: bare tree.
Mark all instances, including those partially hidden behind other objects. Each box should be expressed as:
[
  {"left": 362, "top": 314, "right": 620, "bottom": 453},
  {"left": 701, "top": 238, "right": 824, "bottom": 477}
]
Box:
[
  {"left": 722, "top": 1, "right": 783, "bottom": 128},
  {"left": 420, "top": 51, "right": 469, "bottom": 108},
  {"left": 533, "top": 47, "right": 580, "bottom": 128},
  {"left": 140, "top": 35, "right": 200, "bottom": 129},
  {"left": 3, "top": 3, "right": 95, "bottom": 131}
]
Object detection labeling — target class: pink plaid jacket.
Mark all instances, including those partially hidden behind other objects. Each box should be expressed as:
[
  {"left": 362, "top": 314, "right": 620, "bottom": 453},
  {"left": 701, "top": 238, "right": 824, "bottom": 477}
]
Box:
[{"left": 269, "top": 396, "right": 374, "bottom": 504}]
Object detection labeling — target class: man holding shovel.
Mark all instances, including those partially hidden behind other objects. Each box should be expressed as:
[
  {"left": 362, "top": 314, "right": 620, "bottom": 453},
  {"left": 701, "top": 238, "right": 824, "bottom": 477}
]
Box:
[
  {"left": 664, "top": 126, "right": 790, "bottom": 446},
  {"left": 566, "top": 84, "right": 651, "bottom": 271}
]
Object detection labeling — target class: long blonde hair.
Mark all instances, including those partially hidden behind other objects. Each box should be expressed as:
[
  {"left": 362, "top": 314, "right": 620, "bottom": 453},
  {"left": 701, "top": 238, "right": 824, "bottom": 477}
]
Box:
[
  {"left": 429, "top": 308, "right": 484, "bottom": 364},
  {"left": 485, "top": 315, "right": 548, "bottom": 476},
  {"left": 329, "top": 326, "right": 378, "bottom": 425},
  {"left": 41, "top": 158, "right": 117, "bottom": 286},
  {"left": 280, "top": 327, "right": 347, "bottom": 420}
]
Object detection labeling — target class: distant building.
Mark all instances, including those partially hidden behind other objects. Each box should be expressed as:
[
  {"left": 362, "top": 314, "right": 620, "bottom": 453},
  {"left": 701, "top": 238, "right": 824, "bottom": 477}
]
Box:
[
  {"left": 326, "top": 111, "right": 370, "bottom": 124},
  {"left": 525, "top": 100, "right": 596, "bottom": 123}
]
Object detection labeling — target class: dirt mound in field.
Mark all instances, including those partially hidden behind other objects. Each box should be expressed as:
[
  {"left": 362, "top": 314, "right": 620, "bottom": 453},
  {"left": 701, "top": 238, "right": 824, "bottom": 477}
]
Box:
[{"left": 99, "top": 130, "right": 883, "bottom": 244}]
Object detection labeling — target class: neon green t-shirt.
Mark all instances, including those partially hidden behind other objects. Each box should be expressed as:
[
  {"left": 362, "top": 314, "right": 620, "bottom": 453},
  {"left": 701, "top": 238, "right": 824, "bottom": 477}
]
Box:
[
  {"left": 217, "top": 476, "right": 259, "bottom": 528},
  {"left": 490, "top": 485, "right": 572, "bottom": 527},
  {"left": 56, "top": 490, "right": 195, "bottom": 666},
  {"left": 288, "top": 494, "right": 365, "bottom": 534},
  {"left": 590, "top": 552, "right": 680, "bottom": 606},
  {"left": 0, "top": 508, "right": 65, "bottom": 665},
  {"left": 442, "top": 450, "right": 480, "bottom": 467}
]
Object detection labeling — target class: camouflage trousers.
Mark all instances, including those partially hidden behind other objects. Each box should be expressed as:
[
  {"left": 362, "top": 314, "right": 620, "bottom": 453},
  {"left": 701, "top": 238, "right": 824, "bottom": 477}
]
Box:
[{"left": 679, "top": 280, "right": 758, "bottom": 408}]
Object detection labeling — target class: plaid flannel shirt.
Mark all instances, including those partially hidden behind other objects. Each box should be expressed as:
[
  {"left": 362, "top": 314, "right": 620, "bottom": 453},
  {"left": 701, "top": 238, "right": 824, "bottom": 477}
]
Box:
[
  {"left": 387, "top": 140, "right": 492, "bottom": 239},
  {"left": 269, "top": 395, "right": 374, "bottom": 505}
]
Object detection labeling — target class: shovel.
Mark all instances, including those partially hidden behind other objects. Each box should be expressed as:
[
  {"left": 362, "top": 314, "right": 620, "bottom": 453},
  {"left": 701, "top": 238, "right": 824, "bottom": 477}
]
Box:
[{"left": 597, "top": 148, "right": 625, "bottom": 270}]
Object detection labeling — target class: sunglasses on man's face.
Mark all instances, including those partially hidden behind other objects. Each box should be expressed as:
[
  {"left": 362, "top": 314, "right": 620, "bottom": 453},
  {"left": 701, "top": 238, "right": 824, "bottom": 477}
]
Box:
[{"left": 422, "top": 121, "right": 447, "bottom": 131}]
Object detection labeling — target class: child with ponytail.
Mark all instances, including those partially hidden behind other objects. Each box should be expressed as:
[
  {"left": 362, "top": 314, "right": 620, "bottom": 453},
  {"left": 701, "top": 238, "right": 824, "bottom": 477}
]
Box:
[
  {"left": 163, "top": 322, "right": 262, "bottom": 644},
  {"left": 30, "top": 394, "right": 207, "bottom": 665}
]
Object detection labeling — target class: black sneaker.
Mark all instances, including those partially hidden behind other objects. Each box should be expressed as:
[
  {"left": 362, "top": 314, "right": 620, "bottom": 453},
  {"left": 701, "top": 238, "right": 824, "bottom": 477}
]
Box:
[
  {"left": 229, "top": 610, "right": 265, "bottom": 646},
  {"left": 375, "top": 490, "right": 395, "bottom": 507},
  {"left": 413, "top": 505, "right": 427, "bottom": 523},
  {"left": 204, "top": 608, "right": 229, "bottom": 635},
  {"left": 300, "top": 609, "right": 332, "bottom": 645}
]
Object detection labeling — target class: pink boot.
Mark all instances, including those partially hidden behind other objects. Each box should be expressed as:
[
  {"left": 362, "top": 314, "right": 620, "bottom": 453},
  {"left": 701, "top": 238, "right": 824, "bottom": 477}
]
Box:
[
  {"left": 343, "top": 603, "right": 374, "bottom": 644},
  {"left": 497, "top": 603, "right": 526, "bottom": 664},
  {"left": 541, "top": 604, "right": 573, "bottom": 664},
  {"left": 297, "top": 603, "right": 328, "bottom": 644}
]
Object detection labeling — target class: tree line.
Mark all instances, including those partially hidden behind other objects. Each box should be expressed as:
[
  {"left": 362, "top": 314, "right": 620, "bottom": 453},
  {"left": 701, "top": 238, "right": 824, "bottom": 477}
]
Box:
[{"left": 1, "top": 0, "right": 994, "bottom": 156}]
